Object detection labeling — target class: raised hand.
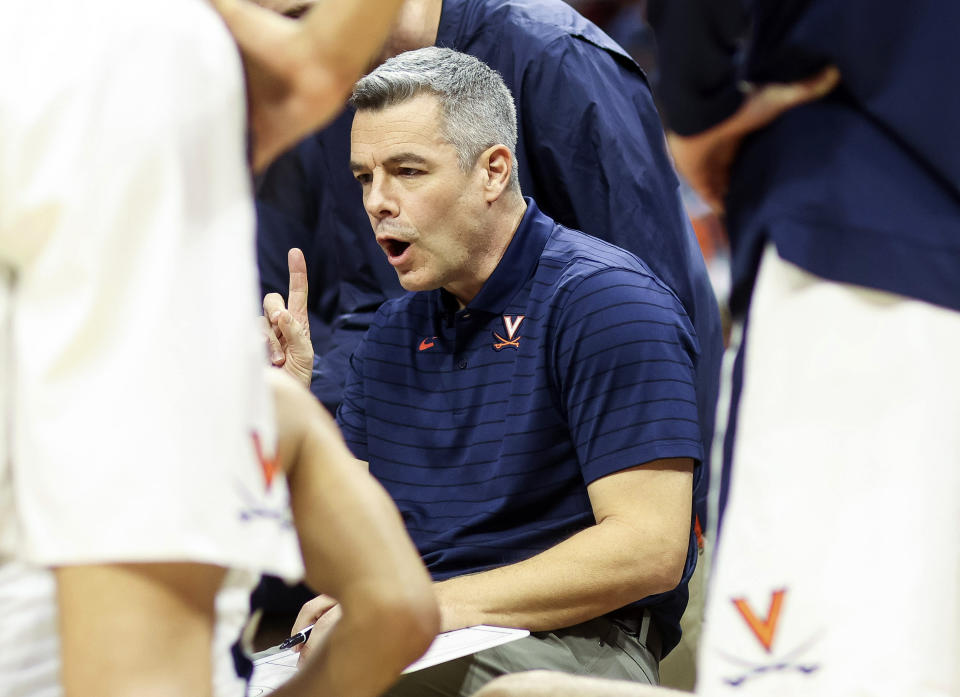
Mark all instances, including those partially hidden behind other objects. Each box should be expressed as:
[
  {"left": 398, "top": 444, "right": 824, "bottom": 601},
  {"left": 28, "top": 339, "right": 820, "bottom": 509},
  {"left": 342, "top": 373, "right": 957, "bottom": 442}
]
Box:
[{"left": 263, "top": 247, "right": 314, "bottom": 387}]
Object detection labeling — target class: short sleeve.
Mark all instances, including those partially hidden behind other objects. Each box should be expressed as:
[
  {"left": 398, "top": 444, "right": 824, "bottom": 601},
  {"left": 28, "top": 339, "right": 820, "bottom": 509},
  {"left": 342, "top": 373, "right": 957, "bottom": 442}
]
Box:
[{"left": 554, "top": 268, "right": 703, "bottom": 484}]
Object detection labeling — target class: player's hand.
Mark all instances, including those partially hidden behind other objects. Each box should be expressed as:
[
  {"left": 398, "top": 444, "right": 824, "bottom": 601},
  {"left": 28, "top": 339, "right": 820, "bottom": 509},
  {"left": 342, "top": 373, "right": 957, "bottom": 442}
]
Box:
[
  {"left": 263, "top": 248, "right": 314, "bottom": 388},
  {"left": 291, "top": 594, "right": 342, "bottom": 665},
  {"left": 667, "top": 65, "right": 841, "bottom": 214}
]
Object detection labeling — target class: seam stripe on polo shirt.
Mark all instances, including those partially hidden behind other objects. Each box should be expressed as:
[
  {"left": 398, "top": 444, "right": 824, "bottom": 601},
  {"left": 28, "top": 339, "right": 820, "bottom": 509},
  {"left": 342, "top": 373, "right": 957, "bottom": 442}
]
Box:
[
  {"left": 361, "top": 394, "right": 511, "bottom": 412},
  {"left": 376, "top": 459, "right": 560, "bottom": 487},
  {"left": 371, "top": 436, "right": 506, "bottom": 452},
  {"left": 365, "top": 415, "right": 507, "bottom": 431}
]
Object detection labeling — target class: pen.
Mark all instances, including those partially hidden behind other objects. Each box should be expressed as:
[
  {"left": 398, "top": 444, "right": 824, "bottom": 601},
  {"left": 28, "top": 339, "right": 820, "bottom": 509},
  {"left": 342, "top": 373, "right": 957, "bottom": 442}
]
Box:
[{"left": 278, "top": 623, "right": 315, "bottom": 651}]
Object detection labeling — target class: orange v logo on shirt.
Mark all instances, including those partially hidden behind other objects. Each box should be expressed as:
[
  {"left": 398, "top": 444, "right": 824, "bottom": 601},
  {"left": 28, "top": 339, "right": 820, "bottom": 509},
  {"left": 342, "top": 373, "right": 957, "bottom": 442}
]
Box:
[
  {"left": 493, "top": 315, "right": 525, "bottom": 351},
  {"left": 419, "top": 336, "right": 437, "bottom": 351},
  {"left": 732, "top": 589, "right": 787, "bottom": 653},
  {"left": 251, "top": 431, "right": 278, "bottom": 491}
]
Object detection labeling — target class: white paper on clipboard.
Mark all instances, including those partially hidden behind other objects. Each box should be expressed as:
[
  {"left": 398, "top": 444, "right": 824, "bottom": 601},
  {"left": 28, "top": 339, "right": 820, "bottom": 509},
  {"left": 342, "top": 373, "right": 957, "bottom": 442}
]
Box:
[
  {"left": 401, "top": 624, "right": 529, "bottom": 673},
  {"left": 249, "top": 625, "right": 529, "bottom": 695}
]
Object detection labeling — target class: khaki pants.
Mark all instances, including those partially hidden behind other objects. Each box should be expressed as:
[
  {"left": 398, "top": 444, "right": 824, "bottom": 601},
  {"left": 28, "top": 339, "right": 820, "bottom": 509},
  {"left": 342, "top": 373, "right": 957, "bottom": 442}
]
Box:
[{"left": 383, "top": 616, "right": 660, "bottom": 697}]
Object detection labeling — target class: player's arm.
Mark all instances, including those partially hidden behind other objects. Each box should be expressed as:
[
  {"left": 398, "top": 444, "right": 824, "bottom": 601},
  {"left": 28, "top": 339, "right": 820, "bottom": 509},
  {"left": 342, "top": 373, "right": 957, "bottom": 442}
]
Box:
[
  {"left": 56, "top": 562, "right": 226, "bottom": 697},
  {"left": 664, "top": 67, "right": 839, "bottom": 213},
  {"left": 211, "top": 0, "right": 406, "bottom": 170},
  {"left": 287, "top": 464, "right": 688, "bottom": 656},
  {"left": 432, "top": 458, "right": 693, "bottom": 632},
  {"left": 646, "top": 0, "right": 839, "bottom": 212},
  {"left": 268, "top": 370, "right": 439, "bottom": 697}
]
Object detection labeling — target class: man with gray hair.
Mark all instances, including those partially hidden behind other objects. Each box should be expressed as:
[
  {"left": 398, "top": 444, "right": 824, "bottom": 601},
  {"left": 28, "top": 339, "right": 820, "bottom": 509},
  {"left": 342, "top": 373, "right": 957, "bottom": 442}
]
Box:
[{"left": 283, "top": 46, "right": 701, "bottom": 697}]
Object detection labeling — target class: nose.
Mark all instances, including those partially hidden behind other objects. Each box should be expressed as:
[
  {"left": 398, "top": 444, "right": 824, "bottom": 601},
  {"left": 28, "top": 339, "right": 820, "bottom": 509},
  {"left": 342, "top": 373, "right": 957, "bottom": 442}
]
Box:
[{"left": 364, "top": 170, "right": 399, "bottom": 221}]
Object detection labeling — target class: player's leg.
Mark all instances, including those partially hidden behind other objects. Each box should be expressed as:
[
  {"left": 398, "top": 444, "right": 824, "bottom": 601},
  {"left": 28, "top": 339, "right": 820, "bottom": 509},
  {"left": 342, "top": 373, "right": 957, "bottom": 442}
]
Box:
[
  {"left": 0, "top": 4, "right": 280, "bottom": 697},
  {"left": 472, "top": 671, "right": 684, "bottom": 697},
  {"left": 57, "top": 563, "right": 226, "bottom": 697},
  {"left": 698, "top": 243, "right": 960, "bottom": 696}
]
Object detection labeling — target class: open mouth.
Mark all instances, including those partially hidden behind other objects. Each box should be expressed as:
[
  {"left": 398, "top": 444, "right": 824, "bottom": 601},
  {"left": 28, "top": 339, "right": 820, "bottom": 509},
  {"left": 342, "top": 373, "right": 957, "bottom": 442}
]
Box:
[{"left": 383, "top": 239, "right": 411, "bottom": 259}]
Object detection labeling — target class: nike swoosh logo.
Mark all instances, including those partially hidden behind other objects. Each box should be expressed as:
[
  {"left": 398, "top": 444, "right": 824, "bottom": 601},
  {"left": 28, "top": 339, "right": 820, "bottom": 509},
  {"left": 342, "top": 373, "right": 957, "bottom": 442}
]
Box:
[{"left": 418, "top": 338, "right": 436, "bottom": 351}]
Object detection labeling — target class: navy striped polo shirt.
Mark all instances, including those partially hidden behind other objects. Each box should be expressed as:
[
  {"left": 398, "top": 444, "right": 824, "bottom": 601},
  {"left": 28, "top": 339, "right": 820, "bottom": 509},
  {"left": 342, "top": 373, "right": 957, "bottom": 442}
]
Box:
[{"left": 338, "top": 199, "right": 702, "bottom": 652}]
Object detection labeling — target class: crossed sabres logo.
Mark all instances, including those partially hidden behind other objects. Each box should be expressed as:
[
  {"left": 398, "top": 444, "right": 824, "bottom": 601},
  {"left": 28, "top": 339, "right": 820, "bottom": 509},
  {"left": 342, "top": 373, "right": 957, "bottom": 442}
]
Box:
[
  {"left": 719, "top": 588, "right": 821, "bottom": 688},
  {"left": 493, "top": 315, "right": 524, "bottom": 351},
  {"left": 417, "top": 315, "right": 526, "bottom": 352}
]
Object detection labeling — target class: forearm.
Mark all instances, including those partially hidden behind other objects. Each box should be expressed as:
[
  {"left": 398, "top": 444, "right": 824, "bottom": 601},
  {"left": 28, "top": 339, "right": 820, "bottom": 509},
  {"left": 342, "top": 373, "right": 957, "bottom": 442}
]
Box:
[
  {"left": 280, "top": 446, "right": 438, "bottom": 697},
  {"left": 215, "top": 0, "right": 405, "bottom": 105},
  {"left": 212, "top": 0, "right": 406, "bottom": 169},
  {"left": 647, "top": 0, "right": 747, "bottom": 135},
  {"left": 297, "top": 0, "right": 405, "bottom": 89},
  {"left": 271, "top": 371, "right": 439, "bottom": 695},
  {"left": 271, "top": 372, "right": 419, "bottom": 593},
  {"left": 275, "top": 591, "right": 432, "bottom": 697},
  {"left": 434, "top": 516, "right": 687, "bottom": 633}
]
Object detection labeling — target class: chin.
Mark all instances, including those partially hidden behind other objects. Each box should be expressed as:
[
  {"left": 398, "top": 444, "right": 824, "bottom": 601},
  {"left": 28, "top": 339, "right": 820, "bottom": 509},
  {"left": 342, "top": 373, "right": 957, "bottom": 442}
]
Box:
[{"left": 397, "top": 274, "right": 438, "bottom": 293}]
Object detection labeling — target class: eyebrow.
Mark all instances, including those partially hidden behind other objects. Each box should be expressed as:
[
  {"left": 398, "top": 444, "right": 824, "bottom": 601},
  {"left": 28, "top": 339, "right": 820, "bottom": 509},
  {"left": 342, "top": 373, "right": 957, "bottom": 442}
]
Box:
[{"left": 349, "top": 153, "right": 430, "bottom": 173}]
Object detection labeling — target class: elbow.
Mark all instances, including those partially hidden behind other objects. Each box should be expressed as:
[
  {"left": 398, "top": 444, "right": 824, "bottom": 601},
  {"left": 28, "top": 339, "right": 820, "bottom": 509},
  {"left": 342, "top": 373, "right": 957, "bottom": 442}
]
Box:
[
  {"left": 367, "top": 585, "right": 441, "bottom": 664},
  {"left": 619, "top": 530, "right": 690, "bottom": 599},
  {"left": 352, "top": 581, "right": 440, "bottom": 666},
  {"left": 402, "top": 585, "right": 442, "bottom": 656},
  {"left": 644, "top": 536, "right": 689, "bottom": 596},
  {"left": 657, "top": 550, "right": 688, "bottom": 595}
]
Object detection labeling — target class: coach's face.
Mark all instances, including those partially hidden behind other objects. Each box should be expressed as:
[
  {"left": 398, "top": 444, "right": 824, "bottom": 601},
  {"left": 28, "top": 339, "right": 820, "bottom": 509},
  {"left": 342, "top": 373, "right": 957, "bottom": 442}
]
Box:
[{"left": 350, "top": 94, "right": 493, "bottom": 304}]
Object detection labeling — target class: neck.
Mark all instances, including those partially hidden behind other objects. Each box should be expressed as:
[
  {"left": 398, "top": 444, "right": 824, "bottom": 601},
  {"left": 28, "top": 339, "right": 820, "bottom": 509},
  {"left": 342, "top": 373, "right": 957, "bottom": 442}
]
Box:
[
  {"left": 447, "top": 191, "right": 528, "bottom": 307},
  {"left": 384, "top": 0, "right": 442, "bottom": 57},
  {"left": 497, "top": 191, "right": 528, "bottom": 251}
]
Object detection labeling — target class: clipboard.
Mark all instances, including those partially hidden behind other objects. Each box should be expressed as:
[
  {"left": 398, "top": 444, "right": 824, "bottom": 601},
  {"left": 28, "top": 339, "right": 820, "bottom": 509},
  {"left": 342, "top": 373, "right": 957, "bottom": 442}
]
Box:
[{"left": 248, "top": 624, "right": 530, "bottom": 695}]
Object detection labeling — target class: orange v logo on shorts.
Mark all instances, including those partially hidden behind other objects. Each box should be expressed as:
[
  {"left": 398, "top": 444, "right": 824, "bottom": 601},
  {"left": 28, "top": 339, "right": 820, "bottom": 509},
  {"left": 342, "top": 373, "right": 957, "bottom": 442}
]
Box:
[
  {"left": 493, "top": 315, "right": 525, "bottom": 351},
  {"left": 251, "top": 431, "right": 279, "bottom": 491},
  {"left": 419, "top": 336, "right": 437, "bottom": 351},
  {"left": 732, "top": 589, "right": 787, "bottom": 653}
]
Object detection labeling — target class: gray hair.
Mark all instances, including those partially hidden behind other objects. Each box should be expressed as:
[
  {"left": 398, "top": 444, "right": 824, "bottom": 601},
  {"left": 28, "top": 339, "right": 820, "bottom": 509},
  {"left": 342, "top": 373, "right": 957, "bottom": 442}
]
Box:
[{"left": 350, "top": 47, "right": 520, "bottom": 190}]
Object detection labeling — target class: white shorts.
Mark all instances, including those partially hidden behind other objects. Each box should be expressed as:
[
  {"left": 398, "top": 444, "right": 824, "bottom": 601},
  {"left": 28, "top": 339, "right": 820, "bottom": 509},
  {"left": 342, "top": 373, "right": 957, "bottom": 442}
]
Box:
[
  {"left": 0, "top": 1, "right": 302, "bottom": 694},
  {"left": 698, "top": 245, "right": 960, "bottom": 697}
]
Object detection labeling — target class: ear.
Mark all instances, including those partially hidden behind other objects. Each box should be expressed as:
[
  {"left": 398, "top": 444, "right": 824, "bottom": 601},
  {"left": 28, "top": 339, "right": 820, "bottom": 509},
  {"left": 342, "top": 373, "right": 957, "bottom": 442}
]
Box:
[{"left": 478, "top": 144, "right": 514, "bottom": 203}]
